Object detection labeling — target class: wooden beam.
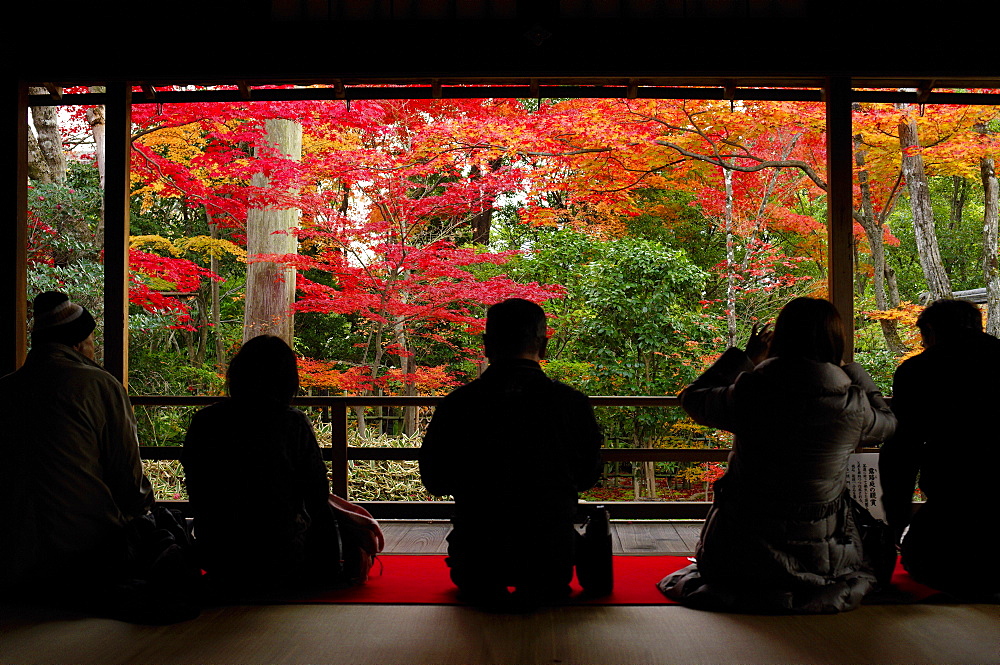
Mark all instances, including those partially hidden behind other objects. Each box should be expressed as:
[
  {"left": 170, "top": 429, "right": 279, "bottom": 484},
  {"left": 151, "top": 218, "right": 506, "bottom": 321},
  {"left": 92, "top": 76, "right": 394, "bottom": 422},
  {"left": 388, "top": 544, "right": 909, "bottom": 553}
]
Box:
[
  {"left": 825, "top": 77, "right": 855, "bottom": 360},
  {"left": 3, "top": 82, "right": 29, "bottom": 376},
  {"left": 24, "top": 85, "right": 1000, "bottom": 108},
  {"left": 104, "top": 83, "right": 132, "bottom": 386}
]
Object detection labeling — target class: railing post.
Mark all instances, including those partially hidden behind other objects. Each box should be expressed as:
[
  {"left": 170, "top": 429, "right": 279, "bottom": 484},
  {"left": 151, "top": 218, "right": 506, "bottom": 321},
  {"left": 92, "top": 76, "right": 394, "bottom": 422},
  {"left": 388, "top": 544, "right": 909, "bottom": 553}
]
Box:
[{"left": 330, "top": 402, "right": 349, "bottom": 498}]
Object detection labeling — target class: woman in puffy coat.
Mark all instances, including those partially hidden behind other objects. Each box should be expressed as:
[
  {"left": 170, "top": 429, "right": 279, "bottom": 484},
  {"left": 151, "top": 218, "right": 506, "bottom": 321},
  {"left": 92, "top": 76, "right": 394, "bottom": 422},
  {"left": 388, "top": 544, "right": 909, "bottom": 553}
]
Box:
[{"left": 659, "top": 297, "right": 896, "bottom": 613}]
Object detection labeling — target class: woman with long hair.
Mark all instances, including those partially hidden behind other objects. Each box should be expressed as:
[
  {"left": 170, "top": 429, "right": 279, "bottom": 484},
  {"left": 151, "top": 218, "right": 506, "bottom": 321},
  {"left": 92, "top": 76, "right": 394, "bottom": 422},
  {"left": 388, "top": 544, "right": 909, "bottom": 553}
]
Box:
[
  {"left": 182, "top": 335, "right": 343, "bottom": 598},
  {"left": 659, "top": 297, "right": 896, "bottom": 613}
]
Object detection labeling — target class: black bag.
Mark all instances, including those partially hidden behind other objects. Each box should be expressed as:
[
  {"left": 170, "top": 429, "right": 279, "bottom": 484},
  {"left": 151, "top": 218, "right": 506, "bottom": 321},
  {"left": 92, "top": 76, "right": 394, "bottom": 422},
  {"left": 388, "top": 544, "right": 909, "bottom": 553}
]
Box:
[
  {"left": 849, "top": 497, "right": 896, "bottom": 588},
  {"left": 575, "top": 505, "right": 613, "bottom": 597},
  {"left": 125, "top": 505, "right": 201, "bottom": 583}
]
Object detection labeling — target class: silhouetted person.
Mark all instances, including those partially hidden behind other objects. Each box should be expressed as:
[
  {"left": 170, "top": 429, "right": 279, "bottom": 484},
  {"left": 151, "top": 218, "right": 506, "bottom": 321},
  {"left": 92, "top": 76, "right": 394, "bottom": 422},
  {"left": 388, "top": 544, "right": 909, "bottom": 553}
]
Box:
[
  {"left": 660, "top": 297, "right": 896, "bottom": 613},
  {"left": 419, "top": 298, "right": 603, "bottom": 609},
  {"left": 0, "top": 292, "right": 154, "bottom": 600},
  {"left": 880, "top": 299, "right": 1000, "bottom": 602},
  {"left": 182, "top": 335, "right": 343, "bottom": 598}
]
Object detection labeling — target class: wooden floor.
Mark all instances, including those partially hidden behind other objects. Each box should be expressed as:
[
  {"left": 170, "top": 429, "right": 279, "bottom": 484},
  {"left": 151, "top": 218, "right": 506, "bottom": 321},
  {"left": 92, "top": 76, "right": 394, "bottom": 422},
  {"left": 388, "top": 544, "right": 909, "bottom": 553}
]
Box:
[{"left": 3, "top": 522, "right": 998, "bottom": 665}]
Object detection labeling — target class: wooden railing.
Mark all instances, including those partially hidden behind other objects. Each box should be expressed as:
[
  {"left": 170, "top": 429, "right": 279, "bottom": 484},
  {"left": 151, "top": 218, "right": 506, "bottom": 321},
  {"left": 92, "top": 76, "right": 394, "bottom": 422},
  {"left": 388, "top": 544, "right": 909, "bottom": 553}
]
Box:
[{"left": 132, "top": 395, "right": 731, "bottom": 519}]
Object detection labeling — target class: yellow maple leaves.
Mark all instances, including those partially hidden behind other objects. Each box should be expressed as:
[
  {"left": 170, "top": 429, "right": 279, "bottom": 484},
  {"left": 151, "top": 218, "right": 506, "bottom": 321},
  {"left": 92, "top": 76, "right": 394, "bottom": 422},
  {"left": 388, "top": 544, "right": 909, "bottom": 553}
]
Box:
[{"left": 130, "top": 234, "right": 246, "bottom": 260}]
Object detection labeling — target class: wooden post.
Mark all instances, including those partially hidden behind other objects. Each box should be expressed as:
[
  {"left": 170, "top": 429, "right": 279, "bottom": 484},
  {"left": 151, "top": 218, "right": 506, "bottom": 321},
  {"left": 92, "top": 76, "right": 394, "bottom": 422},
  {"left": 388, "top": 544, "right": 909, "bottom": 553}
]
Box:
[
  {"left": 3, "top": 82, "right": 29, "bottom": 376},
  {"left": 330, "top": 404, "right": 350, "bottom": 498},
  {"left": 103, "top": 83, "right": 132, "bottom": 386},
  {"left": 825, "top": 77, "right": 855, "bottom": 360}
]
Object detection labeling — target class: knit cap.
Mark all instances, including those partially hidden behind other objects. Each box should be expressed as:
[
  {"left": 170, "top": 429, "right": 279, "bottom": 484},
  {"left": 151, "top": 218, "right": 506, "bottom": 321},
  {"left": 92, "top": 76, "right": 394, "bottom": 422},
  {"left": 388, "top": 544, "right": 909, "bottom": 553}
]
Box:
[{"left": 31, "top": 291, "right": 97, "bottom": 345}]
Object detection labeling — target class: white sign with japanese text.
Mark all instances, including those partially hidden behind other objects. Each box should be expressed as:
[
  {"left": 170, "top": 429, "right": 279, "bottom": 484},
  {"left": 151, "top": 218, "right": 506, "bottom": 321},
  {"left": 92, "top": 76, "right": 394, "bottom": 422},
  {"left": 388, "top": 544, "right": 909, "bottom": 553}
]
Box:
[{"left": 846, "top": 452, "right": 886, "bottom": 522}]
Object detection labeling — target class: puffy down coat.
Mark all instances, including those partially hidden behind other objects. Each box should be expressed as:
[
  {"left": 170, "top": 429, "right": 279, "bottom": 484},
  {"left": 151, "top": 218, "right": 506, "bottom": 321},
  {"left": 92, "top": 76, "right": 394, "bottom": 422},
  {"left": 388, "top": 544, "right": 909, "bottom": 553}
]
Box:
[{"left": 659, "top": 348, "right": 896, "bottom": 613}]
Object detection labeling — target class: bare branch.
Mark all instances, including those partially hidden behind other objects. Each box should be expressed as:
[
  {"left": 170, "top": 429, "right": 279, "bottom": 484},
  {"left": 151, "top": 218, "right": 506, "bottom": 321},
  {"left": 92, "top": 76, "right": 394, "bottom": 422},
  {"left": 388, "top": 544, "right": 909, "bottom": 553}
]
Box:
[{"left": 652, "top": 139, "right": 829, "bottom": 191}]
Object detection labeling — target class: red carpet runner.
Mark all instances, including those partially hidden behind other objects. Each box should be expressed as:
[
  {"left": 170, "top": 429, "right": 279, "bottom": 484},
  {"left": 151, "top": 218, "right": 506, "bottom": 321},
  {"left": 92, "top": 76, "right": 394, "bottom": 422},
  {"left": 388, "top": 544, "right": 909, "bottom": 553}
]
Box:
[{"left": 295, "top": 555, "right": 937, "bottom": 605}]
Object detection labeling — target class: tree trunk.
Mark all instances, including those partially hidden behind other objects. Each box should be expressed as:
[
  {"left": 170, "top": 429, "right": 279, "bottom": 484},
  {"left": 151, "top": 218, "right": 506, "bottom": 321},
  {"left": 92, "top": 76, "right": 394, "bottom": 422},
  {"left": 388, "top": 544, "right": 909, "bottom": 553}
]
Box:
[
  {"left": 243, "top": 118, "right": 302, "bottom": 344},
  {"left": 352, "top": 406, "right": 368, "bottom": 436},
  {"left": 470, "top": 208, "right": 493, "bottom": 245},
  {"left": 467, "top": 156, "right": 502, "bottom": 245},
  {"left": 402, "top": 352, "right": 417, "bottom": 436},
  {"left": 949, "top": 176, "right": 968, "bottom": 230},
  {"left": 854, "top": 136, "right": 908, "bottom": 355},
  {"left": 194, "top": 290, "right": 209, "bottom": 365},
  {"left": 28, "top": 87, "right": 67, "bottom": 184},
  {"left": 87, "top": 90, "right": 107, "bottom": 189},
  {"left": 898, "top": 111, "right": 952, "bottom": 300},
  {"left": 392, "top": 318, "right": 417, "bottom": 437},
  {"left": 723, "top": 167, "right": 737, "bottom": 346},
  {"left": 204, "top": 209, "right": 226, "bottom": 367},
  {"left": 87, "top": 88, "right": 107, "bottom": 240},
  {"left": 27, "top": 124, "right": 51, "bottom": 183},
  {"left": 982, "top": 155, "right": 1000, "bottom": 336}
]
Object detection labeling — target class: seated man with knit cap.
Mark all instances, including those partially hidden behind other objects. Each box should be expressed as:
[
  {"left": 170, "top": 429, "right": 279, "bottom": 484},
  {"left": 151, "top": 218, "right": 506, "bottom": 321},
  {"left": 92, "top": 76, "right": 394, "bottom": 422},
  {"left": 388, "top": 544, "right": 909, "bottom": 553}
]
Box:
[{"left": 0, "top": 291, "right": 154, "bottom": 598}]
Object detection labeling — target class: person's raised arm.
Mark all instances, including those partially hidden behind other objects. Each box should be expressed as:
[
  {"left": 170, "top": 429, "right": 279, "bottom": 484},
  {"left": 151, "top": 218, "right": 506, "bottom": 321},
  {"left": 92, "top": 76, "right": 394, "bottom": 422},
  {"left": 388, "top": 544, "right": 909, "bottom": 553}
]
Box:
[
  {"left": 840, "top": 362, "right": 896, "bottom": 446},
  {"left": 679, "top": 345, "right": 756, "bottom": 433}
]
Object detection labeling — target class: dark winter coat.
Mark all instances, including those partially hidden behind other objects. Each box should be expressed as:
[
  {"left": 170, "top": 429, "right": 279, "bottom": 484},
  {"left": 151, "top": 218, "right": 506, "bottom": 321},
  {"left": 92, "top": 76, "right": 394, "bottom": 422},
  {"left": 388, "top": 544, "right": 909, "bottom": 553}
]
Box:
[
  {"left": 0, "top": 343, "right": 153, "bottom": 590},
  {"left": 880, "top": 330, "right": 1000, "bottom": 599},
  {"left": 659, "top": 348, "right": 896, "bottom": 613},
  {"left": 182, "top": 398, "right": 341, "bottom": 592},
  {"left": 419, "top": 358, "right": 603, "bottom": 595}
]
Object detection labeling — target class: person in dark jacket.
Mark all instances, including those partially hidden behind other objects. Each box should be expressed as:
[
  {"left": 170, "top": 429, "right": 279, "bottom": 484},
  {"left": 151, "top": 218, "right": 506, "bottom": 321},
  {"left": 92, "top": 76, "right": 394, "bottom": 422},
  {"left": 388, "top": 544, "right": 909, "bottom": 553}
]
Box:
[
  {"left": 880, "top": 298, "right": 1000, "bottom": 602},
  {"left": 419, "top": 298, "right": 603, "bottom": 609},
  {"left": 659, "top": 297, "right": 896, "bottom": 613},
  {"left": 182, "top": 335, "right": 342, "bottom": 597},
  {"left": 0, "top": 292, "right": 154, "bottom": 594}
]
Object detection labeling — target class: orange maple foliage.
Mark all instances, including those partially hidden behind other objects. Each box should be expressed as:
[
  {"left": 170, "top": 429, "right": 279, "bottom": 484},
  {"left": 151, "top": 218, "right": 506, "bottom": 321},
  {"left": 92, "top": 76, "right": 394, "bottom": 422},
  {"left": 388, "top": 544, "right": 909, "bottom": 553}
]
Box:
[
  {"left": 865, "top": 302, "right": 924, "bottom": 361},
  {"left": 298, "top": 357, "right": 459, "bottom": 395}
]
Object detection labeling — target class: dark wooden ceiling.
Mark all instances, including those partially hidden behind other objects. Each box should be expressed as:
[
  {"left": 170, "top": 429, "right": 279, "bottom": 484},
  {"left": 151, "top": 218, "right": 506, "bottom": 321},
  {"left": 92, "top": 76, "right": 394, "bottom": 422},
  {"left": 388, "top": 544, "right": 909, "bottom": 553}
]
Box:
[{"left": 17, "top": 0, "right": 1000, "bottom": 91}]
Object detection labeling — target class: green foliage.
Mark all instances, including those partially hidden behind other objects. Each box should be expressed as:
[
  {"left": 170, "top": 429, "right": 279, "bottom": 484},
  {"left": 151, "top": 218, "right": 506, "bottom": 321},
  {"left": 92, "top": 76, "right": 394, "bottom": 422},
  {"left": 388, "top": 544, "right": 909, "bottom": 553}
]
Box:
[
  {"left": 505, "top": 227, "right": 716, "bottom": 452},
  {"left": 888, "top": 173, "right": 990, "bottom": 300},
  {"left": 142, "top": 460, "right": 188, "bottom": 501},
  {"left": 540, "top": 359, "right": 596, "bottom": 392},
  {"left": 294, "top": 311, "right": 360, "bottom": 362},
  {"left": 334, "top": 431, "right": 438, "bottom": 502},
  {"left": 27, "top": 164, "right": 107, "bottom": 350},
  {"left": 928, "top": 175, "right": 988, "bottom": 291},
  {"left": 853, "top": 348, "right": 898, "bottom": 395}
]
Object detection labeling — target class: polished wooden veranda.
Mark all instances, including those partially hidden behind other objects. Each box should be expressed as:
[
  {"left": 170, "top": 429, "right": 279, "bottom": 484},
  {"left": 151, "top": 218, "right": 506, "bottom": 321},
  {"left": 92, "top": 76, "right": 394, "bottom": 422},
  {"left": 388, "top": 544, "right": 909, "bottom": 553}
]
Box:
[
  {"left": 4, "top": 602, "right": 996, "bottom": 665},
  {"left": 3, "top": 521, "right": 997, "bottom": 665}
]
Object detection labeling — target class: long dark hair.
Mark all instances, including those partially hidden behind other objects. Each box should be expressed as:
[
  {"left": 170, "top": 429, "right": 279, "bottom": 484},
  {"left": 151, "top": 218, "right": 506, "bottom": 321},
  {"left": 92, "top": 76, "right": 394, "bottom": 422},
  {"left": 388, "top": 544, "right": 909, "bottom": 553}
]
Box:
[
  {"left": 768, "top": 297, "right": 845, "bottom": 365},
  {"left": 227, "top": 335, "right": 300, "bottom": 405}
]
